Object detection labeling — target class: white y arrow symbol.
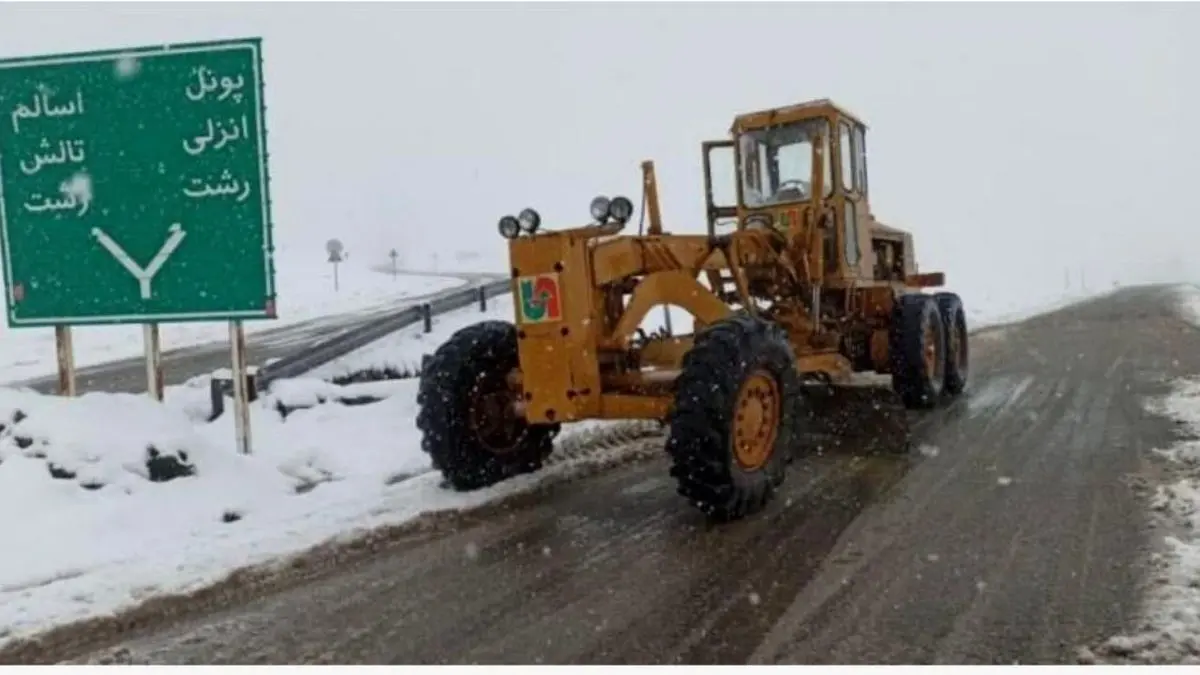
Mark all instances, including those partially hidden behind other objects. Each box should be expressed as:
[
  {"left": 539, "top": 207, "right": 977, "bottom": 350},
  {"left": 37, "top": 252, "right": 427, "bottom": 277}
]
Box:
[{"left": 92, "top": 223, "right": 187, "bottom": 300}]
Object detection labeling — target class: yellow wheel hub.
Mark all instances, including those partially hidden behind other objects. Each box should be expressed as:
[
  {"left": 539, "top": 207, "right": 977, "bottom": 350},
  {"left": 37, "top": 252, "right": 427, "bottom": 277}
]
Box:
[{"left": 732, "top": 370, "right": 781, "bottom": 471}]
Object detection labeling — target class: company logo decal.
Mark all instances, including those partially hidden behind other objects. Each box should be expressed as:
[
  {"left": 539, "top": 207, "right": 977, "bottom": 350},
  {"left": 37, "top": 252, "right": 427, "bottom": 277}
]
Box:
[{"left": 518, "top": 273, "right": 562, "bottom": 323}]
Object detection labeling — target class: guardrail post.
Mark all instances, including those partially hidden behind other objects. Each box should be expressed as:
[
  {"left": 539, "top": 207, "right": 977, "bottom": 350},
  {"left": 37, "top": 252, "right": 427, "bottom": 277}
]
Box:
[
  {"left": 209, "top": 378, "right": 226, "bottom": 421},
  {"left": 245, "top": 370, "right": 259, "bottom": 403},
  {"left": 208, "top": 370, "right": 258, "bottom": 423},
  {"left": 478, "top": 286, "right": 487, "bottom": 312},
  {"left": 422, "top": 303, "right": 433, "bottom": 333}
]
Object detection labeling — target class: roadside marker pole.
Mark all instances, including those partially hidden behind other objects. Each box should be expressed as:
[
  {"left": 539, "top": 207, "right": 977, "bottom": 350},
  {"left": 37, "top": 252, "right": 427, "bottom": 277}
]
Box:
[
  {"left": 54, "top": 325, "right": 76, "bottom": 396},
  {"left": 143, "top": 323, "right": 164, "bottom": 401},
  {"left": 230, "top": 320, "right": 253, "bottom": 455}
]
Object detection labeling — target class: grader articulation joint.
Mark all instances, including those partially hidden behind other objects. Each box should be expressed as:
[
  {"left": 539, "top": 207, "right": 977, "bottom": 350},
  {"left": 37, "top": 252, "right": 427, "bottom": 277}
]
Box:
[{"left": 417, "top": 98, "right": 968, "bottom": 520}]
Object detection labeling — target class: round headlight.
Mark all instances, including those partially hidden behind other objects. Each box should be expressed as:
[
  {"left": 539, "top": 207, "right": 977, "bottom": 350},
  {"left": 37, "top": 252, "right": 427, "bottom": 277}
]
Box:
[
  {"left": 517, "top": 208, "right": 541, "bottom": 234},
  {"left": 608, "top": 196, "right": 634, "bottom": 224},
  {"left": 498, "top": 215, "right": 520, "bottom": 239},
  {"left": 589, "top": 196, "right": 611, "bottom": 223}
]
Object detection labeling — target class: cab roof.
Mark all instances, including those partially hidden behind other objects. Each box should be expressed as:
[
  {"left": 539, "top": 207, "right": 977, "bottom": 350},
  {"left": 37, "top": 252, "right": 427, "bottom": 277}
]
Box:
[{"left": 730, "top": 98, "right": 867, "bottom": 134}]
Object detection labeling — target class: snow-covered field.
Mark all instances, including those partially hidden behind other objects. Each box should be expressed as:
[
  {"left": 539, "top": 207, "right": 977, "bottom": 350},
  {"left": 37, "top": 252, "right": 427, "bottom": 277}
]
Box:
[
  {"left": 0, "top": 257, "right": 464, "bottom": 385},
  {"left": 0, "top": 287, "right": 1104, "bottom": 649}
]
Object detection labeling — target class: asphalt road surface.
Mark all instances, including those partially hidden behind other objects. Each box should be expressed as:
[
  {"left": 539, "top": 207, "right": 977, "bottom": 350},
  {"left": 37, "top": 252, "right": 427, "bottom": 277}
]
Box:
[
  {"left": 16, "top": 270, "right": 500, "bottom": 395},
  {"left": 44, "top": 285, "right": 1200, "bottom": 664}
]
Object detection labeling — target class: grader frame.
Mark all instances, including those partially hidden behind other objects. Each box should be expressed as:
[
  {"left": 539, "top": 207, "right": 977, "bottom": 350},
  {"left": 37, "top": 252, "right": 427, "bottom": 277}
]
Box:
[{"left": 417, "top": 98, "right": 968, "bottom": 520}]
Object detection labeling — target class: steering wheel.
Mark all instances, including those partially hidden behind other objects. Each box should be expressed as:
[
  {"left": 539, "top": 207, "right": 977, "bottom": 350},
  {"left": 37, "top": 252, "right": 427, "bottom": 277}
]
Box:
[{"left": 776, "top": 179, "right": 810, "bottom": 195}]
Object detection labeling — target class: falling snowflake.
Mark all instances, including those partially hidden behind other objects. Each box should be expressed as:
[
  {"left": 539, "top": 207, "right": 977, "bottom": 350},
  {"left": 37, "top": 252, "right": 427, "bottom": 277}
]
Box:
[
  {"left": 59, "top": 171, "right": 93, "bottom": 216},
  {"left": 114, "top": 56, "right": 141, "bottom": 80}
]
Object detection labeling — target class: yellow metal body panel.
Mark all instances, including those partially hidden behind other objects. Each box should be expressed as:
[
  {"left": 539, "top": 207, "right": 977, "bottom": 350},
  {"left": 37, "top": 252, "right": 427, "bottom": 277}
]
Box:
[{"left": 510, "top": 232, "right": 603, "bottom": 424}]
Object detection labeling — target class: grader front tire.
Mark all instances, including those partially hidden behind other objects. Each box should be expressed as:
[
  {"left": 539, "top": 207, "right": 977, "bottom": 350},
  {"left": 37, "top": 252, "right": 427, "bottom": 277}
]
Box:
[
  {"left": 666, "top": 314, "right": 801, "bottom": 521},
  {"left": 416, "top": 321, "right": 555, "bottom": 491}
]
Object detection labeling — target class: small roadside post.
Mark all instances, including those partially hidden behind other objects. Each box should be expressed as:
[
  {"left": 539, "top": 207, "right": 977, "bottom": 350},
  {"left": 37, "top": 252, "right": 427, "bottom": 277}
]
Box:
[
  {"left": 327, "top": 238, "right": 344, "bottom": 292},
  {"left": 389, "top": 248, "right": 399, "bottom": 280},
  {"left": 0, "top": 37, "right": 277, "bottom": 454}
]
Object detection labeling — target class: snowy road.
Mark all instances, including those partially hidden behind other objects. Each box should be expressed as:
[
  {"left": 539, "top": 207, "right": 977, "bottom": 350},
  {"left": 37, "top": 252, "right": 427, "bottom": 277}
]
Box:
[
  {"left": 29, "top": 285, "right": 1200, "bottom": 664},
  {"left": 16, "top": 271, "right": 502, "bottom": 395}
]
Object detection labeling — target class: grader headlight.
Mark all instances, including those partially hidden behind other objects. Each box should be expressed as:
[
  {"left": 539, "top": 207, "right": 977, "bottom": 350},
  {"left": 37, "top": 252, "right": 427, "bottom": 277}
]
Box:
[
  {"left": 589, "top": 196, "right": 611, "bottom": 223},
  {"left": 608, "top": 196, "right": 633, "bottom": 224},
  {"left": 517, "top": 208, "right": 541, "bottom": 234},
  {"left": 498, "top": 215, "right": 521, "bottom": 239}
]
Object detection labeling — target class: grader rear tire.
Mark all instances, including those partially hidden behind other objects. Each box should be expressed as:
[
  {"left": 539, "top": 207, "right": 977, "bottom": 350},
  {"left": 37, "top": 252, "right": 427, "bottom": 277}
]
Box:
[
  {"left": 666, "top": 314, "right": 800, "bottom": 521},
  {"left": 416, "top": 321, "right": 556, "bottom": 491},
  {"left": 934, "top": 292, "right": 969, "bottom": 396},
  {"left": 890, "top": 294, "right": 947, "bottom": 410}
]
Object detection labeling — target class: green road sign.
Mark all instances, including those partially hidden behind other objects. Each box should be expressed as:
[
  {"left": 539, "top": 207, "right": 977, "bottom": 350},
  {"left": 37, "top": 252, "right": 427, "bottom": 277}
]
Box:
[{"left": 0, "top": 38, "right": 275, "bottom": 327}]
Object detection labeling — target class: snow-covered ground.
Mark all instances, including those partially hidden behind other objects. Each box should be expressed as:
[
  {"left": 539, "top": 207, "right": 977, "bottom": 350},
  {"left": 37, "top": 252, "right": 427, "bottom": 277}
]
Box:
[
  {"left": 1089, "top": 285, "right": 1200, "bottom": 664},
  {"left": 0, "top": 257, "right": 464, "bottom": 385},
  {"left": 0, "top": 286, "right": 1105, "bottom": 649}
]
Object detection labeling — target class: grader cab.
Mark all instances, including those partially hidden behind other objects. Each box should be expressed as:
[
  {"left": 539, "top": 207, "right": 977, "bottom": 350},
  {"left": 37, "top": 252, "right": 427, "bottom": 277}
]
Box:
[{"left": 417, "top": 98, "right": 968, "bottom": 521}]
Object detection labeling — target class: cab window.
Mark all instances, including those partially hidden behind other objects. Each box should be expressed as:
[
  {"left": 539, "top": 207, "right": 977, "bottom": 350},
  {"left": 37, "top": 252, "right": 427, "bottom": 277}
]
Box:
[
  {"left": 738, "top": 118, "right": 831, "bottom": 207},
  {"left": 839, "top": 122, "right": 856, "bottom": 193}
]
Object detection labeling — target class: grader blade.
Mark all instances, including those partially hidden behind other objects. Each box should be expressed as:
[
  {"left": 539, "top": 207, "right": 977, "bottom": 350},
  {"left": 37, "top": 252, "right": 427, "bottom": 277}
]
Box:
[{"left": 799, "top": 379, "right": 913, "bottom": 456}]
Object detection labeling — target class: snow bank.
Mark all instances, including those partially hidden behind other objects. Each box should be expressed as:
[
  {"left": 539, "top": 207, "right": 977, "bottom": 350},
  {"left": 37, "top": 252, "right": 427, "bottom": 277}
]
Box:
[
  {"left": 0, "top": 389, "right": 207, "bottom": 491},
  {"left": 0, "top": 371, "right": 644, "bottom": 647},
  {"left": 0, "top": 379, "right": 429, "bottom": 643},
  {"left": 1088, "top": 376, "right": 1200, "bottom": 664}
]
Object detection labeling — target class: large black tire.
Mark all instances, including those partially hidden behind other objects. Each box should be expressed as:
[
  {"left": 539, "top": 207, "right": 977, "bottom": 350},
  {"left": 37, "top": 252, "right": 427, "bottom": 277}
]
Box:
[
  {"left": 416, "top": 321, "right": 556, "bottom": 491},
  {"left": 933, "top": 292, "right": 968, "bottom": 396},
  {"left": 890, "top": 293, "right": 946, "bottom": 410},
  {"left": 666, "top": 313, "right": 801, "bottom": 521}
]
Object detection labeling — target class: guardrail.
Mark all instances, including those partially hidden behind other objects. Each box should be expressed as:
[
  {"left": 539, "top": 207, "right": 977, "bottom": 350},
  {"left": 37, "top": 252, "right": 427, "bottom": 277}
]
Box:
[{"left": 208, "top": 279, "right": 511, "bottom": 420}]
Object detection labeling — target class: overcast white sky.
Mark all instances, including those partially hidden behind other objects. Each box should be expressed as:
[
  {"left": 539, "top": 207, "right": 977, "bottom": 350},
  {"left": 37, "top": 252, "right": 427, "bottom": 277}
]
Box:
[{"left": 0, "top": 2, "right": 1194, "bottom": 304}]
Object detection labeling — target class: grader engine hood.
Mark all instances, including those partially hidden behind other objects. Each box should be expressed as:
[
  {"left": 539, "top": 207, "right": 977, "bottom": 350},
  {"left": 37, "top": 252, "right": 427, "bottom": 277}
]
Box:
[{"left": 509, "top": 232, "right": 602, "bottom": 424}]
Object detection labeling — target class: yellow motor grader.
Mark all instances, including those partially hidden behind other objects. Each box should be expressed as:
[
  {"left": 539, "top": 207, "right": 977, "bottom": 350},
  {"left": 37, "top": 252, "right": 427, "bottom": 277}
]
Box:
[{"left": 417, "top": 98, "right": 967, "bottom": 520}]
